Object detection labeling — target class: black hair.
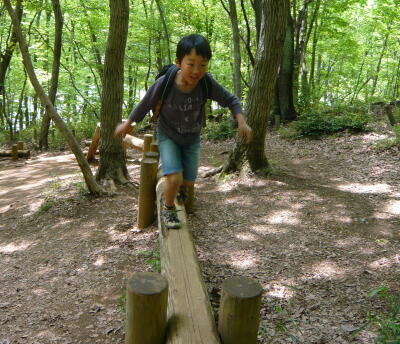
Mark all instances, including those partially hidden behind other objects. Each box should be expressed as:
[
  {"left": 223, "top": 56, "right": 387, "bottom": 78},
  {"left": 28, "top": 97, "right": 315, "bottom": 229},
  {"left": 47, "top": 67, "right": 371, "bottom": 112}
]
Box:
[{"left": 176, "top": 34, "right": 212, "bottom": 63}]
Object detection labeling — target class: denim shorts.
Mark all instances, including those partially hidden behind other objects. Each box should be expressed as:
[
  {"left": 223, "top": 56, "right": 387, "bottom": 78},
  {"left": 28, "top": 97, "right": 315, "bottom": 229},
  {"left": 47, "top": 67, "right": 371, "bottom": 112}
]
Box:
[{"left": 157, "top": 131, "right": 201, "bottom": 182}]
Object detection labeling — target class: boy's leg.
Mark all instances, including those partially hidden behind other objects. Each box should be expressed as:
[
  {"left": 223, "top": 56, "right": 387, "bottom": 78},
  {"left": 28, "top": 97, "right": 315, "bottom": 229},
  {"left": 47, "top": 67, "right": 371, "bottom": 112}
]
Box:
[{"left": 164, "top": 172, "right": 183, "bottom": 207}]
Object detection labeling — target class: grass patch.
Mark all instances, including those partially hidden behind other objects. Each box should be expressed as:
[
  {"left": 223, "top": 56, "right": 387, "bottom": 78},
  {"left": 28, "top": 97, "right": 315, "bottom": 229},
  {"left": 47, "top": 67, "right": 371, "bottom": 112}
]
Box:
[
  {"left": 135, "top": 249, "right": 161, "bottom": 273},
  {"left": 353, "top": 286, "right": 400, "bottom": 343}
]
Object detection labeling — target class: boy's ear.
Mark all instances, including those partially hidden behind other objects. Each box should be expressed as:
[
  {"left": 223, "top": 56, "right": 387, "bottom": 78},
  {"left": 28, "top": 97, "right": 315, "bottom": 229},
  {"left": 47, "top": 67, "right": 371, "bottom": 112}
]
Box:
[{"left": 175, "top": 57, "right": 181, "bottom": 67}]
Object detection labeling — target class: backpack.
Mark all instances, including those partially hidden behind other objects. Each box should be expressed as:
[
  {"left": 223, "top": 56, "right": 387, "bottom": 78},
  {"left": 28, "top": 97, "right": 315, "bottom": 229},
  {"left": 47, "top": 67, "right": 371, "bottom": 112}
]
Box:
[{"left": 150, "top": 64, "right": 212, "bottom": 123}]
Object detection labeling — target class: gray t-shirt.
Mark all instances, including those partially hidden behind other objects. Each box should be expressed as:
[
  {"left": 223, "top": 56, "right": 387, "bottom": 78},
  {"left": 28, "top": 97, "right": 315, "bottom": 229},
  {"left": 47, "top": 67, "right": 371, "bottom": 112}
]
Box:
[{"left": 128, "top": 73, "right": 243, "bottom": 146}]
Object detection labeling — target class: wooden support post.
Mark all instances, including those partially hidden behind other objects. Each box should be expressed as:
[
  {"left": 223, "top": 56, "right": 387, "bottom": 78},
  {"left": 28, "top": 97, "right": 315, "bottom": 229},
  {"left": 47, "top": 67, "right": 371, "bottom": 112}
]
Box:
[
  {"left": 150, "top": 142, "right": 159, "bottom": 153},
  {"left": 143, "top": 134, "right": 153, "bottom": 156},
  {"left": 144, "top": 151, "right": 159, "bottom": 162},
  {"left": 17, "top": 141, "right": 24, "bottom": 150},
  {"left": 274, "top": 114, "right": 281, "bottom": 130},
  {"left": 385, "top": 105, "right": 397, "bottom": 126},
  {"left": 87, "top": 123, "right": 100, "bottom": 162},
  {"left": 126, "top": 272, "right": 168, "bottom": 344},
  {"left": 137, "top": 157, "right": 158, "bottom": 229},
  {"left": 184, "top": 184, "right": 195, "bottom": 214},
  {"left": 156, "top": 178, "right": 221, "bottom": 344},
  {"left": 218, "top": 276, "right": 263, "bottom": 344},
  {"left": 11, "top": 144, "right": 18, "bottom": 161}
]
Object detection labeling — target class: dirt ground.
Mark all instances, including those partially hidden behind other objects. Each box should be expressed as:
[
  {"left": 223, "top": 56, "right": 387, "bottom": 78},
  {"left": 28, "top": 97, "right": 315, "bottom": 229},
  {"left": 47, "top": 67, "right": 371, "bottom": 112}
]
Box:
[{"left": 0, "top": 125, "right": 399, "bottom": 344}]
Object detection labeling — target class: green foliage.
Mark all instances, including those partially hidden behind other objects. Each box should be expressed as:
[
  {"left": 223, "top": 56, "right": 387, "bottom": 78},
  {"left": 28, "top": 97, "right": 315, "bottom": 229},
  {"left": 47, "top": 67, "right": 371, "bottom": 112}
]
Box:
[
  {"left": 203, "top": 116, "right": 235, "bottom": 141},
  {"left": 135, "top": 249, "right": 161, "bottom": 273},
  {"left": 353, "top": 286, "right": 400, "bottom": 343},
  {"left": 293, "top": 109, "right": 372, "bottom": 138}
]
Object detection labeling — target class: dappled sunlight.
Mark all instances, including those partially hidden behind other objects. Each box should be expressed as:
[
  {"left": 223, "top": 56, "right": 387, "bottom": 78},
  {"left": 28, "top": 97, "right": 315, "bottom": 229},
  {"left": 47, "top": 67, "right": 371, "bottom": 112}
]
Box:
[
  {"left": 382, "top": 199, "right": 400, "bottom": 215},
  {"left": 267, "top": 210, "right": 301, "bottom": 225},
  {"left": 335, "top": 182, "right": 392, "bottom": 194},
  {"left": 0, "top": 240, "right": 35, "bottom": 253},
  {"left": 264, "top": 282, "right": 296, "bottom": 300},
  {"left": 368, "top": 254, "right": 400, "bottom": 270},
  {"left": 229, "top": 251, "right": 258, "bottom": 269},
  {"left": 306, "top": 261, "right": 346, "bottom": 280},
  {"left": 32, "top": 288, "right": 49, "bottom": 296},
  {"left": 235, "top": 232, "right": 258, "bottom": 241},
  {"left": 224, "top": 196, "right": 252, "bottom": 206},
  {"left": 94, "top": 256, "right": 105, "bottom": 266},
  {"left": 361, "top": 132, "right": 391, "bottom": 144},
  {"left": 251, "top": 224, "right": 290, "bottom": 235}
]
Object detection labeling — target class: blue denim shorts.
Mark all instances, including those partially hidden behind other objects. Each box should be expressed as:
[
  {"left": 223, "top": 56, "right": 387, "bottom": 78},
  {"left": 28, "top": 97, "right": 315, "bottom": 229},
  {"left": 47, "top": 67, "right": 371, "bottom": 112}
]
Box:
[{"left": 157, "top": 131, "right": 201, "bottom": 182}]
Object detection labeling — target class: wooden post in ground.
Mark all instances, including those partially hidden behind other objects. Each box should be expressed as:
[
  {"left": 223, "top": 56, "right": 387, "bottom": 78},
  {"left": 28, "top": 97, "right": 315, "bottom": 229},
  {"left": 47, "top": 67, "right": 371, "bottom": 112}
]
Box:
[
  {"left": 142, "top": 134, "right": 153, "bottom": 158},
  {"left": 184, "top": 184, "right": 195, "bottom": 214},
  {"left": 137, "top": 157, "right": 158, "bottom": 229},
  {"left": 144, "top": 151, "right": 159, "bottom": 162},
  {"left": 11, "top": 144, "right": 18, "bottom": 161},
  {"left": 126, "top": 272, "right": 168, "bottom": 344},
  {"left": 156, "top": 178, "right": 221, "bottom": 344},
  {"left": 150, "top": 142, "right": 159, "bottom": 153},
  {"left": 87, "top": 123, "right": 100, "bottom": 162},
  {"left": 218, "top": 276, "right": 263, "bottom": 344},
  {"left": 17, "top": 141, "right": 24, "bottom": 150}
]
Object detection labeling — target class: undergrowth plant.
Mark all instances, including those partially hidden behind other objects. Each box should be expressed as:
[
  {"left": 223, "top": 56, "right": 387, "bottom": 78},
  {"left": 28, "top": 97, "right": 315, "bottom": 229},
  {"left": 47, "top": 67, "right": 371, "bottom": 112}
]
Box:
[{"left": 354, "top": 286, "right": 400, "bottom": 343}]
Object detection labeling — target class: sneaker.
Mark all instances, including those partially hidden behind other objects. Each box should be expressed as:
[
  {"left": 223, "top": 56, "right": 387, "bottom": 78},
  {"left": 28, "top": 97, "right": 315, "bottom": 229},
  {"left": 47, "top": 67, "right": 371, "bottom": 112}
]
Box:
[
  {"left": 177, "top": 185, "right": 188, "bottom": 205},
  {"left": 162, "top": 205, "right": 181, "bottom": 229}
]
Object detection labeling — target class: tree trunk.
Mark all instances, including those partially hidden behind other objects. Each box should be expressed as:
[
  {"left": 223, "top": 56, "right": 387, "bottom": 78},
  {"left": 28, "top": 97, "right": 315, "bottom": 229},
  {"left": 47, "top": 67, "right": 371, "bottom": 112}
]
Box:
[
  {"left": 4, "top": 0, "right": 104, "bottom": 196},
  {"left": 154, "top": 0, "right": 171, "bottom": 64},
  {"left": 228, "top": 0, "right": 242, "bottom": 99},
  {"left": 251, "top": 0, "right": 262, "bottom": 46},
  {"left": 39, "top": 0, "right": 63, "bottom": 151},
  {"left": 371, "top": 26, "right": 391, "bottom": 98},
  {"left": 275, "top": 8, "right": 297, "bottom": 122},
  {"left": 224, "top": 0, "right": 288, "bottom": 174},
  {"left": 96, "top": 0, "right": 129, "bottom": 184}
]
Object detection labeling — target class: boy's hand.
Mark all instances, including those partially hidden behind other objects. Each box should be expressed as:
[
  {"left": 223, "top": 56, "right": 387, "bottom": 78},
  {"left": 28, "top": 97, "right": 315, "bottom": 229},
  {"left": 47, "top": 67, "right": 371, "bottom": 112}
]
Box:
[
  {"left": 236, "top": 114, "right": 252, "bottom": 144},
  {"left": 114, "top": 121, "right": 133, "bottom": 137}
]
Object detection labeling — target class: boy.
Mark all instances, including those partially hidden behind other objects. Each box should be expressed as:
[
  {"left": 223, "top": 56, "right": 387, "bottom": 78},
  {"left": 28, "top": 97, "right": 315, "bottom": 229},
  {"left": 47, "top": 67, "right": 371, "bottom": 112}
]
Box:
[{"left": 115, "top": 34, "right": 252, "bottom": 229}]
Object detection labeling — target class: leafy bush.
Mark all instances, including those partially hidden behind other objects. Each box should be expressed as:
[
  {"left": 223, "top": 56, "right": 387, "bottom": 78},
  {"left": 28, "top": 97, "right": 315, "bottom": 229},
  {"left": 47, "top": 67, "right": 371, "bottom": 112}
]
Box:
[
  {"left": 294, "top": 110, "right": 371, "bottom": 138},
  {"left": 203, "top": 116, "right": 235, "bottom": 141}
]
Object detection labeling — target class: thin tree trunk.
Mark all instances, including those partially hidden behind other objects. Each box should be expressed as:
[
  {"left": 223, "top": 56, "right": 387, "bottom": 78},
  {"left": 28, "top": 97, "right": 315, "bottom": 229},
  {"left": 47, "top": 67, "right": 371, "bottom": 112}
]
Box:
[
  {"left": 275, "top": 8, "right": 297, "bottom": 122},
  {"left": 96, "top": 0, "right": 130, "bottom": 184},
  {"left": 154, "top": 0, "right": 171, "bottom": 64},
  {"left": 221, "top": 0, "right": 242, "bottom": 99},
  {"left": 371, "top": 26, "right": 391, "bottom": 98},
  {"left": 240, "top": 0, "right": 255, "bottom": 67},
  {"left": 225, "top": 0, "right": 288, "bottom": 174},
  {"left": 4, "top": 0, "right": 104, "bottom": 196},
  {"left": 39, "top": 0, "right": 63, "bottom": 150}
]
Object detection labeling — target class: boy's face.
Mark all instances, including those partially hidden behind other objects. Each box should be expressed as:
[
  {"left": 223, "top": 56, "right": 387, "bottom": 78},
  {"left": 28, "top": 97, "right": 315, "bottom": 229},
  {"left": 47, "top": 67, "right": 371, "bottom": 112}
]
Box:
[{"left": 175, "top": 48, "right": 209, "bottom": 86}]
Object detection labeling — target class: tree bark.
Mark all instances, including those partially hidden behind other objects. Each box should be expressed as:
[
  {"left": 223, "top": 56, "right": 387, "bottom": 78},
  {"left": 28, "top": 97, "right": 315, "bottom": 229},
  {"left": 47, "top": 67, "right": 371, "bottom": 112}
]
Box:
[
  {"left": 224, "top": 0, "right": 288, "bottom": 174},
  {"left": 39, "top": 0, "right": 63, "bottom": 150},
  {"left": 274, "top": 8, "right": 298, "bottom": 122},
  {"left": 95, "top": 0, "right": 130, "bottom": 184},
  {"left": 4, "top": 0, "right": 104, "bottom": 196}
]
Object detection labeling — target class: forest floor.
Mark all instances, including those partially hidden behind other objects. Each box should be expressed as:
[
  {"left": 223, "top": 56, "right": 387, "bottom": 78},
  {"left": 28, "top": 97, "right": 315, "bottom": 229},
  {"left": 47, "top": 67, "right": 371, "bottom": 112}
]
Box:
[{"left": 0, "top": 122, "right": 399, "bottom": 344}]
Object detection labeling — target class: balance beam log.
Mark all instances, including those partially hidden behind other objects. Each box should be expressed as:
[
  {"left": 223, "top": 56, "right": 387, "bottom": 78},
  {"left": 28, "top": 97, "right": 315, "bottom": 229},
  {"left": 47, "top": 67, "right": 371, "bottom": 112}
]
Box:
[
  {"left": 156, "top": 178, "right": 220, "bottom": 344},
  {"left": 17, "top": 141, "right": 24, "bottom": 150},
  {"left": 123, "top": 134, "right": 144, "bottom": 151},
  {"left": 137, "top": 157, "right": 158, "bottom": 229},
  {"left": 126, "top": 272, "right": 168, "bottom": 344},
  {"left": 0, "top": 150, "right": 30, "bottom": 158},
  {"left": 218, "top": 276, "right": 263, "bottom": 344}
]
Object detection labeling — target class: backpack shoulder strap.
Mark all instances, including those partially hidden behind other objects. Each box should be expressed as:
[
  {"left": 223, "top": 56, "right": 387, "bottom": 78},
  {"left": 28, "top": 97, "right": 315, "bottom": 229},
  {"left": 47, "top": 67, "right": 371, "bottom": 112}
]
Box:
[{"left": 150, "top": 65, "right": 179, "bottom": 123}]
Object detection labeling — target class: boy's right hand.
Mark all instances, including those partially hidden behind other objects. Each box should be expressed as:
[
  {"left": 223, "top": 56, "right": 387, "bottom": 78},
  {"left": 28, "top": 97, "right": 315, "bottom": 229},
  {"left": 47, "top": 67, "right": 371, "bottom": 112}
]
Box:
[{"left": 114, "top": 121, "right": 133, "bottom": 137}]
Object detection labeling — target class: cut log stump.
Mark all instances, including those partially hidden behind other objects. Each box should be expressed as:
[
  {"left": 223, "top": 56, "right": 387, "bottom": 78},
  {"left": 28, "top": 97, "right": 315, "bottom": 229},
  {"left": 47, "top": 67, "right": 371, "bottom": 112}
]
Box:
[
  {"left": 126, "top": 272, "right": 168, "bottom": 344},
  {"left": 218, "top": 276, "right": 263, "bottom": 344}
]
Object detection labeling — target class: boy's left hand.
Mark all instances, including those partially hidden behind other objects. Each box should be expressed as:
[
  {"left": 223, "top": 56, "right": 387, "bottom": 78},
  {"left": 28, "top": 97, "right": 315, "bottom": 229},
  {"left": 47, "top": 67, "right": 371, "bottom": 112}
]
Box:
[
  {"left": 238, "top": 122, "right": 252, "bottom": 144},
  {"left": 236, "top": 114, "right": 252, "bottom": 144}
]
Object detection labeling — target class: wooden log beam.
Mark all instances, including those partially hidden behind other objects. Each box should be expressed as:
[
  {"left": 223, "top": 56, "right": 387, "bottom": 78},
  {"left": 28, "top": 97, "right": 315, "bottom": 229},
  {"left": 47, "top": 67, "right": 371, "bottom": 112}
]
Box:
[
  {"left": 156, "top": 178, "right": 220, "bottom": 344},
  {"left": 0, "top": 149, "right": 30, "bottom": 158},
  {"left": 123, "top": 134, "right": 144, "bottom": 151}
]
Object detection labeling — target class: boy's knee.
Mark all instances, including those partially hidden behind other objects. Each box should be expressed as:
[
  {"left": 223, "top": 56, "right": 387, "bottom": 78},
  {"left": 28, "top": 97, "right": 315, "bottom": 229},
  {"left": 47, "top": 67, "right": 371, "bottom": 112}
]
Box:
[{"left": 166, "top": 172, "right": 183, "bottom": 186}]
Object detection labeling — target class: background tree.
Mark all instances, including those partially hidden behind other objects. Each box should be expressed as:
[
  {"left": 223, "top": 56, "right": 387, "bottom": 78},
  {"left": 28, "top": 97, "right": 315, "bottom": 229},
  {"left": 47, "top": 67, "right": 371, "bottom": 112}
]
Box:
[
  {"left": 224, "top": 0, "right": 289, "bottom": 174},
  {"left": 95, "top": 0, "right": 130, "bottom": 184}
]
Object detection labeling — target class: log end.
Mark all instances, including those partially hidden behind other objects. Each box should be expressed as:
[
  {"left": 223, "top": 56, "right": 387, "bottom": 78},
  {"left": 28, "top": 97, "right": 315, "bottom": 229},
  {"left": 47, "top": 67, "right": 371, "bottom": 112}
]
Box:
[
  {"left": 127, "top": 272, "right": 168, "bottom": 296},
  {"left": 222, "top": 276, "right": 263, "bottom": 299}
]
